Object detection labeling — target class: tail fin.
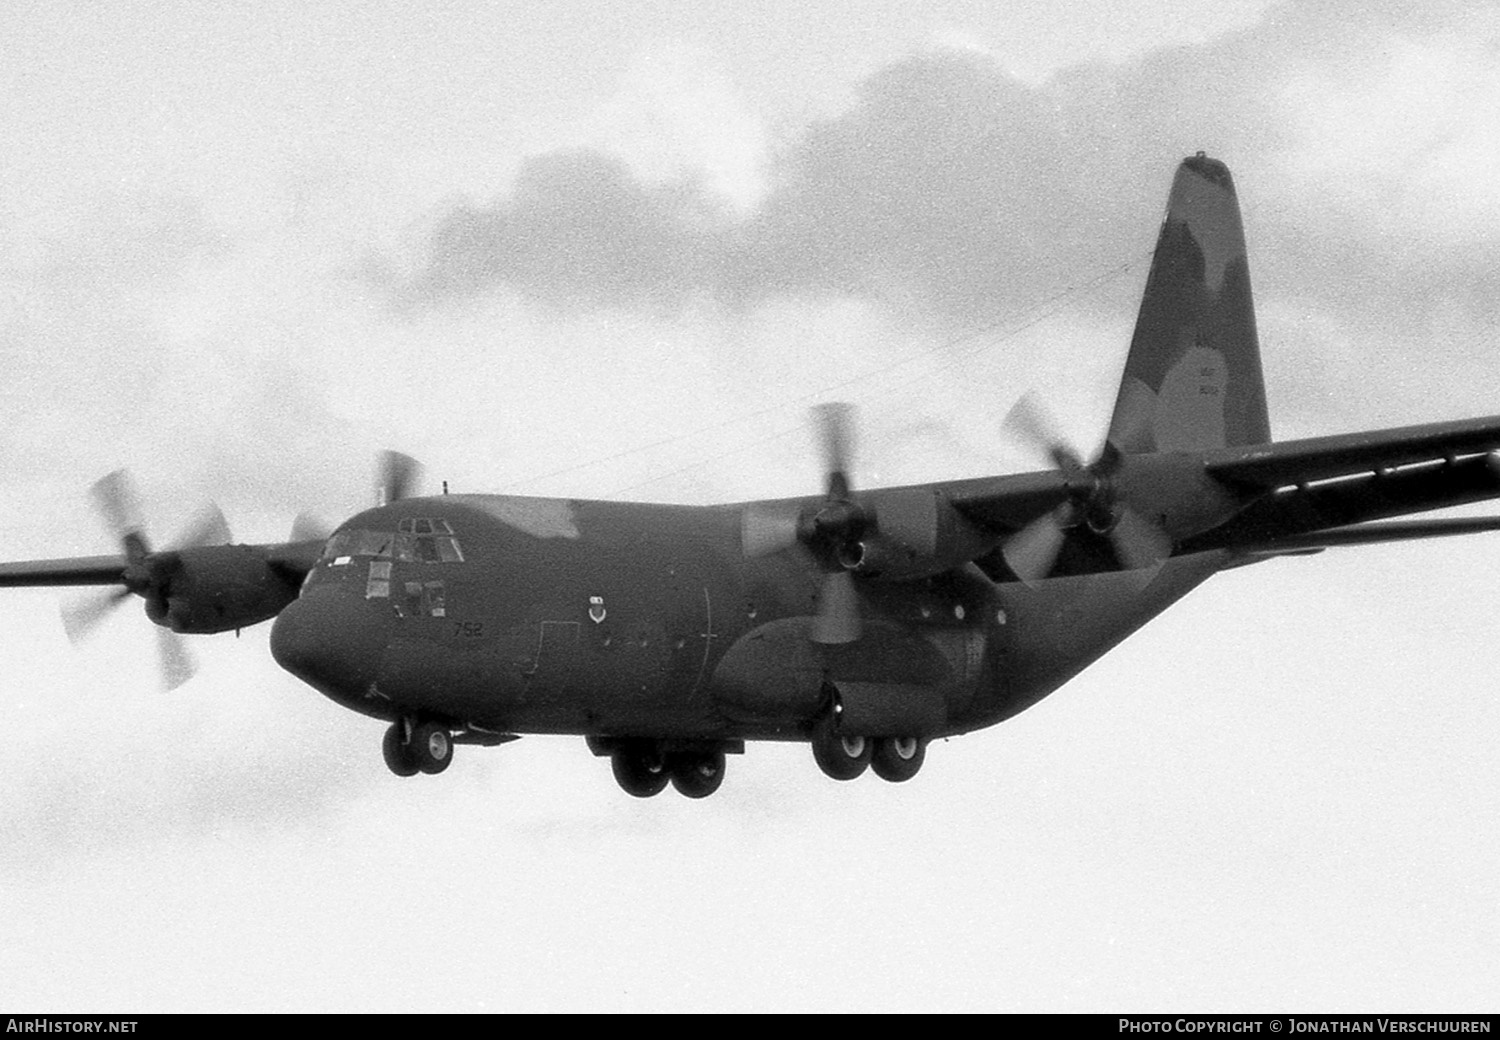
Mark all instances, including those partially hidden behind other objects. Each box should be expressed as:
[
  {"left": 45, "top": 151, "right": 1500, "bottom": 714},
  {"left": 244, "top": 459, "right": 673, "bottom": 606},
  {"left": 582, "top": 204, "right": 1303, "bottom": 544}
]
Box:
[{"left": 1108, "top": 153, "right": 1270, "bottom": 454}]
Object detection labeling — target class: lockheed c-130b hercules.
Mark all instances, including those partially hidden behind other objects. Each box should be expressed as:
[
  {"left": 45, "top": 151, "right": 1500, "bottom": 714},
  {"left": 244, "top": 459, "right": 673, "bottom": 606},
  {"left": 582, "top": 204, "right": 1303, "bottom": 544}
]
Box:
[{"left": 6, "top": 153, "right": 1500, "bottom": 799}]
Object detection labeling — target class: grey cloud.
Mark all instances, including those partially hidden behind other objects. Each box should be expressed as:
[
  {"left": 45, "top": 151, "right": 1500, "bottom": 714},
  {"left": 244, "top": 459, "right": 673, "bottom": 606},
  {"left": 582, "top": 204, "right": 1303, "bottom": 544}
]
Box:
[
  {"left": 389, "top": 4, "right": 1500, "bottom": 339},
  {"left": 745, "top": 53, "right": 1082, "bottom": 318},
  {"left": 393, "top": 52, "right": 1088, "bottom": 323},
  {"left": 395, "top": 149, "right": 733, "bottom": 312}
]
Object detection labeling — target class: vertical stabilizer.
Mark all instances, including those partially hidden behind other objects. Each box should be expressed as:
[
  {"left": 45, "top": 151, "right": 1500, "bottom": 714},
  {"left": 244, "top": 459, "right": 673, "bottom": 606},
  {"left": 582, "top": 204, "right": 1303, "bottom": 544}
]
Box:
[{"left": 1108, "top": 154, "right": 1270, "bottom": 454}]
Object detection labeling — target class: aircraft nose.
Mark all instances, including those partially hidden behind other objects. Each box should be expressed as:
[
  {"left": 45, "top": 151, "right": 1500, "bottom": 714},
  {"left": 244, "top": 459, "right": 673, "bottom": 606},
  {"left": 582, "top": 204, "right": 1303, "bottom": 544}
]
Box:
[{"left": 271, "top": 589, "right": 389, "bottom": 699}]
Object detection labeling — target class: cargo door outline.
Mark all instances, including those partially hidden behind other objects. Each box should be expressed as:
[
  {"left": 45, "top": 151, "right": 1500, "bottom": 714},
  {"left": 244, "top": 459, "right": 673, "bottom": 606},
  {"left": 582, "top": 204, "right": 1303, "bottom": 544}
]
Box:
[{"left": 526, "top": 620, "right": 580, "bottom": 702}]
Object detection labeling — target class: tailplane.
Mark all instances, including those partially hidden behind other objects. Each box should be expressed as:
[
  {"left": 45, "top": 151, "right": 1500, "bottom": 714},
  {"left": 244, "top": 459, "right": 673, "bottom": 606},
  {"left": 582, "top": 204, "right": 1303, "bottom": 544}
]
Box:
[{"left": 1108, "top": 154, "right": 1270, "bottom": 454}]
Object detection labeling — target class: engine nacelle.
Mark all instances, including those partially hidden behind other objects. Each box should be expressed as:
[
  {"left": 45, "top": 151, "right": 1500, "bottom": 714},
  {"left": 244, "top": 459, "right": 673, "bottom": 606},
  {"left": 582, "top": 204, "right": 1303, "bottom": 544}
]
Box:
[
  {"left": 842, "top": 488, "right": 996, "bottom": 581},
  {"left": 144, "top": 544, "right": 302, "bottom": 634}
]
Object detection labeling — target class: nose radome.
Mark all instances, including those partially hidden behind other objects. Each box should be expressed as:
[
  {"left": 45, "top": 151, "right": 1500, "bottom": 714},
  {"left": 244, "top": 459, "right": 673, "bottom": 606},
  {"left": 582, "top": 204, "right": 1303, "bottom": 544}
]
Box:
[{"left": 271, "top": 589, "right": 389, "bottom": 699}]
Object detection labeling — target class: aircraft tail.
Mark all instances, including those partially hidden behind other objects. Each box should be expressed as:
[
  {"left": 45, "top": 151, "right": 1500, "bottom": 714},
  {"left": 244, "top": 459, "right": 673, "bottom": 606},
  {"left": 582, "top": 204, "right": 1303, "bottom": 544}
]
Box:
[{"left": 1108, "top": 154, "right": 1270, "bottom": 454}]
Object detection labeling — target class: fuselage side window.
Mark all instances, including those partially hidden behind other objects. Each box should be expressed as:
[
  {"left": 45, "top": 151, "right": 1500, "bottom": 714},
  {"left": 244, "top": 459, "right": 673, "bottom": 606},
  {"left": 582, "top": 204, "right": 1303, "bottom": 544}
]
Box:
[{"left": 423, "top": 581, "right": 446, "bottom": 618}]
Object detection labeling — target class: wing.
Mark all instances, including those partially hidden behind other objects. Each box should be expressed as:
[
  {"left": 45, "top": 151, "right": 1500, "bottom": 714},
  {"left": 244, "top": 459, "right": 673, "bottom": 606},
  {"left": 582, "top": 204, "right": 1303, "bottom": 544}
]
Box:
[
  {"left": 1232, "top": 516, "right": 1500, "bottom": 556},
  {"left": 1185, "top": 415, "right": 1500, "bottom": 555},
  {"left": 0, "top": 555, "right": 128, "bottom": 588},
  {"left": 1203, "top": 415, "right": 1500, "bottom": 489},
  {"left": 939, "top": 416, "right": 1500, "bottom": 573},
  {"left": 939, "top": 470, "right": 1074, "bottom": 530},
  {"left": 0, "top": 540, "right": 325, "bottom": 590},
  {"left": 263, "top": 539, "right": 325, "bottom": 584}
]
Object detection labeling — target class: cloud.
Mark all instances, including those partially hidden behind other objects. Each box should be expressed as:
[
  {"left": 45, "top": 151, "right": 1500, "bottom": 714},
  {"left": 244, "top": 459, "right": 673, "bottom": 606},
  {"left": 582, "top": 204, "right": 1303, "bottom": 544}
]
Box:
[
  {"left": 383, "top": 2, "right": 1499, "bottom": 363},
  {"left": 391, "top": 149, "right": 733, "bottom": 312},
  {"left": 390, "top": 52, "right": 1087, "bottom": 324}
]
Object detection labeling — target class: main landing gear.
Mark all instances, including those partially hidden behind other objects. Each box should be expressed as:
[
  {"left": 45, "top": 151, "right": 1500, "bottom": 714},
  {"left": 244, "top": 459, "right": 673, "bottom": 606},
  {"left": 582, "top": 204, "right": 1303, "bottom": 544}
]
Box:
[
  {"left": 810, "top": 718, "right": 927, "bottom": 783},
  {"left": 382, "top": 719, "right": 454, "bottom": 776},
  {"left": 592, "top": 738, "right": 735, "bottom": 798}
]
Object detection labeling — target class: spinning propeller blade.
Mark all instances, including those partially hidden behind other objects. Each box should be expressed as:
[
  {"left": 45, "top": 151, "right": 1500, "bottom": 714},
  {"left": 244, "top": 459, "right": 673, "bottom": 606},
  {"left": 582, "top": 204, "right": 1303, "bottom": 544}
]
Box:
[
  {"left": 290, "top": 512, "right": 333, "bottom": 544},
  {"left": 377, "top": 451, "right": 422, "bottom": 505},
  {"left": 1001, "top": 507, "right": 1070, "bottom": 585},
  {"left": 90, "top": 469, "right": 150, "bottom": 562},
  {"left": 61, "top": 588, "right": 132, "bottom": 644},
  {"left": 741, "top": 501, "right": 803, "bottom": 558},
  {"left": 1000, "top": 392, "right": 1172, "bottom": 583},
  {"left": 811, "top": 570, "right": 861, "bottom": 645},
  {"left": 172, "top": 502, "right": 232, "bottom": 551},
  {"left": 1110, "top": 505, "right": 1174, "bottom": 574},
  {"left": 813, "top": 402, "right": 856, "bottom": 499},
  {"left": 156, "top": 626, "right": 197, "bottom": 692},
  {"left": 742, "top": 403, "right": 875, "bottom": 642},
  {"left": 1003, "top": 392, "right": 1084, "bottom": 473},
  {"left": 69, "top": 470, "right": 235, "bottom": 690}
]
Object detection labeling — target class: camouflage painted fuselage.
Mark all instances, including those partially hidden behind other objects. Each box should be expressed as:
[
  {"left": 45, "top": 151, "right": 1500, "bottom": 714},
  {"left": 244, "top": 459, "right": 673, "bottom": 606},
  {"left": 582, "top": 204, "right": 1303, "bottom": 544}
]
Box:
[{"left": 271, "top": 492, "right": 1224, "bottom": 742}]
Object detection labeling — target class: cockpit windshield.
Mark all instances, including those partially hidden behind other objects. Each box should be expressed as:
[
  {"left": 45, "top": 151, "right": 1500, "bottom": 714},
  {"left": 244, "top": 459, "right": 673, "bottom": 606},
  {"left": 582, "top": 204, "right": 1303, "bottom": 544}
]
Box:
[{"left": 322, "top": 519, "right": 465, "bottom": 564}]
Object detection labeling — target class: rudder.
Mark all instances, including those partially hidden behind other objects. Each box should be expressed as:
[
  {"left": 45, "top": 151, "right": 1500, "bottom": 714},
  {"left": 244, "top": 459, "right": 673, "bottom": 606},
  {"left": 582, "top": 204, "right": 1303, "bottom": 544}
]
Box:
[{"left": 1108, "top": 153, "right": 1270, "bottom": 454}]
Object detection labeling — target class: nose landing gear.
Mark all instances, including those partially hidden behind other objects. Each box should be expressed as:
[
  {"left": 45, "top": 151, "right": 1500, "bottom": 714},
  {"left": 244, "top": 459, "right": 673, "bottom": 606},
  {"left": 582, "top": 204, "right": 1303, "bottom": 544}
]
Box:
[{"left": 381, "top": 719, "right": 454, "bottom": 777}]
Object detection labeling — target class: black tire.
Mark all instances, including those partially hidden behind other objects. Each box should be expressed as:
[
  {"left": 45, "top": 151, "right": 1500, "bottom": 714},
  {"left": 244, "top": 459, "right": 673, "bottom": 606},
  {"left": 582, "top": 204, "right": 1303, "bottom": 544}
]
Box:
[
  {"left": 871, "top": 736, "right": 926, "bottom": 783},
  {"left": 811, "top": 719, "right": 871, "bottom": 781},
  {"left": 408, "top": 720, "right": 453, "bottom": 775},
  {"left": 669, "top": 749, "right": 726, "bottom": 799},
  {"left": 612, "top": 742, "right": 669, "bottom": 798},
  {"left": 382, "top": 722, "right": 419, "bottom": 777}
]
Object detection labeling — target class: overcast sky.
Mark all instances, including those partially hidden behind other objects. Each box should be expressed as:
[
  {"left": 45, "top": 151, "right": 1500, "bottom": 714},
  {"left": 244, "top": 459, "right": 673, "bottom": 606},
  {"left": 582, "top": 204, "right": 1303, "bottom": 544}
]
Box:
[{"left": 2, "top": 0, "right": 1498, "bottom": 1012}]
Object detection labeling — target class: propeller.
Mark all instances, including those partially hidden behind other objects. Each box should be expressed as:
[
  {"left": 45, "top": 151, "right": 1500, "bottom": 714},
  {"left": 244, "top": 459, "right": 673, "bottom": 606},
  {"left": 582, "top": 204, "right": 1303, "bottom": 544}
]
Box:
[
  {"left": 805, "top": 404, "right": 868, "bottom": 644},
  {"left": 377, "top": 450, "right": 422, "bottom": 506},
  {"left": 62, "top": 470, "right": 235, "bottom": 691},
  {"left": 289, "top": 511, "right": 333, "bottom": 544},
  {"left": 741, "top": 404, "right": 873, "bottom": 645},
  {"left": 1000, "top": 392, "right": 1172, "bottom": 584}
]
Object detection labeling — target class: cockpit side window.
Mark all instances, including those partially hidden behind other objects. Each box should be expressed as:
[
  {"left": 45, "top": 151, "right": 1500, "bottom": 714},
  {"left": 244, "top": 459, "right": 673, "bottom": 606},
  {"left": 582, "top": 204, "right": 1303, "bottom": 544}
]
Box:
[{"left": 396, "top": 579, "right": 447, "bottom": 619}]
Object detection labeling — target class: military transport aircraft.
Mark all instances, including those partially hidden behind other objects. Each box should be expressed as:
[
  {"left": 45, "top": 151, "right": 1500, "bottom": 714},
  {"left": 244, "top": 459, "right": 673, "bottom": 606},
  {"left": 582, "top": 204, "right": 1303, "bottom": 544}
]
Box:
[{"left": 5, "top": 153, "right": 1500, "bottom": 799}]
